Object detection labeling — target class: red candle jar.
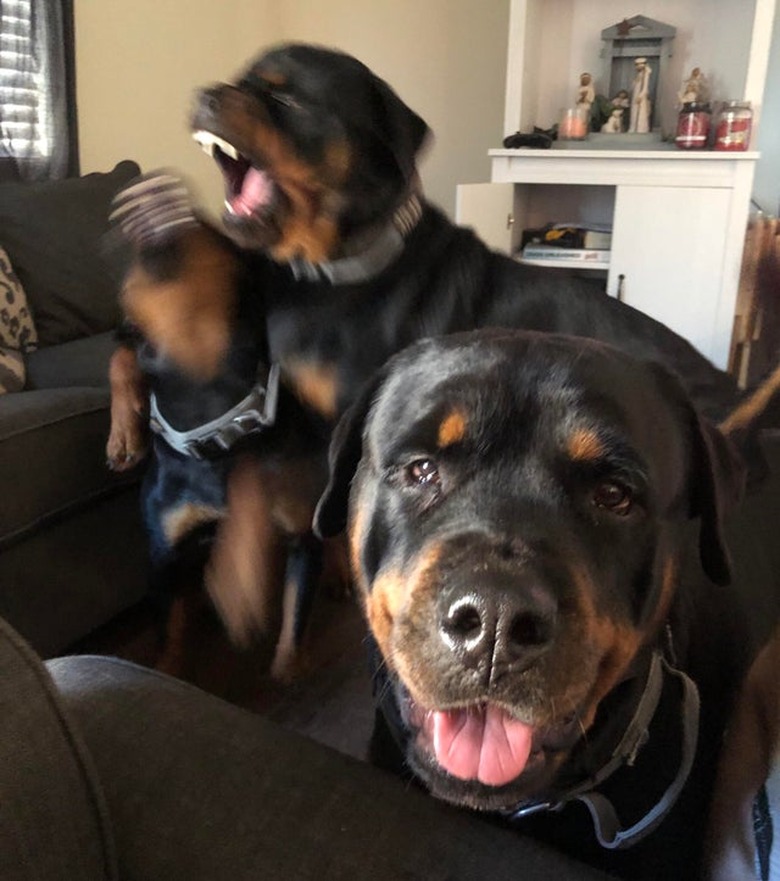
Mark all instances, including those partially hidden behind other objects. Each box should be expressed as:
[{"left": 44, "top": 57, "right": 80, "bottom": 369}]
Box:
[
  {"left": 714, "top": 101, "right": 753, "bottom": 151},
  {"left": 675, "top": 102, "right": 711, "bottom": 150}
]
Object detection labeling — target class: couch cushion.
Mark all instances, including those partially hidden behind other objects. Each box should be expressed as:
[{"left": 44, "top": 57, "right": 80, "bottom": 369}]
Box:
[
  {"left": 0, "top": 387, "right": 139, "bottom": 546},
  {"left": 25, "top": 331, "right": 117, "bottom": 391},
  {"left": 0, "top": 161, "right": 140, "bottom": 347}
]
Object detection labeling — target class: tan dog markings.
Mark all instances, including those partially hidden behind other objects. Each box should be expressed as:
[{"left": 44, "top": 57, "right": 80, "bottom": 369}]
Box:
[
  {"left": 566, "top": 427, "right": 605, "bottom": 462},
  {"left": 285, "top": 359, "right": 340, "bottom": 420},
  {"left": 437, "top": 409, "right": 467, "bottom": 448},
  {"left": 106, "top": 345, "right": 149, "bottom": 470},
  {"left": 121, "top": 227, "right": 237, "bottom": 382},
  {"left": 162, "top": 502, "right": 225, "bottom": 549}
]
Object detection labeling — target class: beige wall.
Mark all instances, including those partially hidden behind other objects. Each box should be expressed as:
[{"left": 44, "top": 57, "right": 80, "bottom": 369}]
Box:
[{"left": 74, "top": 0, "right": 509, "bottom": 218}]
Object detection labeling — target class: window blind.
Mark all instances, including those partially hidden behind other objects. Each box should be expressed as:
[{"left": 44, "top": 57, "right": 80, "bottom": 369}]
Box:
[{"left": 0, "top": 0, "right": 47, "bottom": 158}]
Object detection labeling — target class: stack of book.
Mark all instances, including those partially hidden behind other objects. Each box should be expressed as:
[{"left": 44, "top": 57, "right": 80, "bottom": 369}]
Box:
[{"left": 519, "top": 224, "right": 611, "bottom": 268}]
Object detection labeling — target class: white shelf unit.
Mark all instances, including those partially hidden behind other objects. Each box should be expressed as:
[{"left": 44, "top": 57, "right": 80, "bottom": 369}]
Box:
[{"left": 456, "top": 0, "right": 777, "bottom": 370}]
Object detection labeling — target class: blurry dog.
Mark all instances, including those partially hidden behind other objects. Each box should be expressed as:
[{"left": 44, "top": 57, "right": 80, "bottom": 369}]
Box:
[
  {"left": 108, "top": 174, "right": 336, "bottom": 680},
  {"left": 108, "top": 42, "right": 767, "bottom": 663},
  {"left": 314, "top": 328, "right": 780, "bottom": 879}
]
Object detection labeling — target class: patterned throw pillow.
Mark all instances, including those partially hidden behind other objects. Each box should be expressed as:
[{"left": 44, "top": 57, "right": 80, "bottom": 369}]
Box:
[{"left": 0, "top": 245, "right": 38, "bottom": 393}]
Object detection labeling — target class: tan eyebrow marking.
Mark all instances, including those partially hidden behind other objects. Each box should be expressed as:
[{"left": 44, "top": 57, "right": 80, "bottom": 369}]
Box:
[
  {"left": 437, "top": 409, "right": 467, "bottom": 448},
  {"left": 567, "top": 428, "right": 605, "bottom": 461}
]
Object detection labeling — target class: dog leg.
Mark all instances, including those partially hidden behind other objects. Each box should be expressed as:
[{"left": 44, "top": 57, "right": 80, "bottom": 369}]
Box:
[
  {"left": 106, "top": 345, "right": 149, "bottom": 470},
  {"left": 206, "top": 455, "right": 288, "bottom": 649},
  {"left": 270, "top": 534, "right": 323, "bottom": 682}
]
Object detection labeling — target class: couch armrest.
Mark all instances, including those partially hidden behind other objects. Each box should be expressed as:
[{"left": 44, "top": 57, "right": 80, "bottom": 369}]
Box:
[{"left": 0, "top": 617, "right": 116, "bottom": 880}]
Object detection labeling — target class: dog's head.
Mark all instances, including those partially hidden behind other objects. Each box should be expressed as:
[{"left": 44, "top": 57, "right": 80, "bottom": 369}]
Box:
[
  {"left": 315, "top": 329, "right": 744, "bottom": 811},
  {"left": 191, "top": 43, "right": 430, "bottom": 262}
]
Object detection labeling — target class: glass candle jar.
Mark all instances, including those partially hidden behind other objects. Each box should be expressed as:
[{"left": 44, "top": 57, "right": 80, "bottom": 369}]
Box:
[
  {"left": 714, "top": 101, "right": 753, "bottom": 151},
  {"left": 558, "top": 107, "right": 589, "bottom": 140},
  {"left": 675, "top": 102, "right": 711, "bottom": 150}
]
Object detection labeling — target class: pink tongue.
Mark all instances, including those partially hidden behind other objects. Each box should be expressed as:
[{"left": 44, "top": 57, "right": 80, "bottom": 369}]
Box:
[
  {"left": 230, "top": 167, "right": 273, "bottom": 216},
  {"left": 431, "top": 705, "right": 534, "bottom": 787}
]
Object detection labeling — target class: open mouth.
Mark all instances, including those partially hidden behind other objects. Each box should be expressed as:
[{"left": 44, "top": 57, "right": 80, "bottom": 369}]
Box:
[
  {"left": 405, "top": 693, "right": 583, "bottom": 793},
  {"left": 193, "top": 129, "right": 277, "bottom": 220}
]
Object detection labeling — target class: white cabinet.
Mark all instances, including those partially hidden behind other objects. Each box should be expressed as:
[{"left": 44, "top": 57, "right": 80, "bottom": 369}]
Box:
[
  {"left": 609, "top": 185, "right": 732, "bottom": 360},
  {"left": 456, "top": 0, "right": 777, "bottom": 370}
]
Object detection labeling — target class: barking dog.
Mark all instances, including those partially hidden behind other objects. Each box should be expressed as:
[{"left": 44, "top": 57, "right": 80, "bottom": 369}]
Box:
[
  {"left": 108, "top": 42, "right": 766, "bottom": 663},
  {"left": 314, "top": 329, "right": 780, "bottom": 879}
]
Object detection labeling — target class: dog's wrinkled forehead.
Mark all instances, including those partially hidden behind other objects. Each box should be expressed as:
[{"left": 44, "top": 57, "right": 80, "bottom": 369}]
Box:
[
  {"left": 236, "top": 43, "right": 430, "bottom": 175},
  {"left": 368, "top": 333, "right": 619, "bottom": 444},
  {"left": 239, "top": 44, "right": 380, "bottom": 109}
]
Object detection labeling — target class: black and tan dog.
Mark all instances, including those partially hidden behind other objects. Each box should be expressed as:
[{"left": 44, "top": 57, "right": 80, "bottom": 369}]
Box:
[
  {"left": 108, "top": 42, "right": 767, "bottom": 659},
  {"left": 107, "top": 175, "right": 335, "bottom": 680},
  {"left": 313, "top": 328, "right": 780, "bottom": 880}
]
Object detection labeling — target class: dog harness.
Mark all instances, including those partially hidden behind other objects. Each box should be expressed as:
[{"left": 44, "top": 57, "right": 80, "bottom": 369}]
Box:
[
  {"left": 149, "top": 362, "right": 280, "bottom": 459},
  {"left": 288, "top": 191, "right": 423, "bottom": 285}
]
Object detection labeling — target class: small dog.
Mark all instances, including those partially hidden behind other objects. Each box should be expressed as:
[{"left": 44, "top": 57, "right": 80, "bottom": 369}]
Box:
[
  {"left": 314, "top": 328, "right": 780, "bottom": 879},
  {"left": 108, "top": 174, "right": 337, "bottom": 680},
  {"left": 108, "top": 42, "right": 769, "bottom": 664}
]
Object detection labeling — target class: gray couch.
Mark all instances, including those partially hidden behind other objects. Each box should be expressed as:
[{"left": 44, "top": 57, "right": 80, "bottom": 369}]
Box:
[
  {"left": 0, "top": 161, "right": 150, "bottom": 656},
  {"left": 0, "top": 613, "right": 611, "bottom": 880}
]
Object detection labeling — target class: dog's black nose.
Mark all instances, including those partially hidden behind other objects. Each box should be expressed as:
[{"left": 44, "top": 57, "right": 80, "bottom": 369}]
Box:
[{"left": 439, "top": 585, "right": 556, "bottom": 678}]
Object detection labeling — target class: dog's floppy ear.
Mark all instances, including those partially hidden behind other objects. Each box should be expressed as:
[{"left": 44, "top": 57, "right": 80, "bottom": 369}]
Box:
[
  {"left": 649, "top": 360, "right": 745, "bottom": 586},
  {"left": 314, "top": 369, "right": 388, "bottom": 539},
  {"left": 688, "top": 409, "right": 746, "bottom": 586},
  {"left": 368, "top": 75, "right": 431, "bottom": 184}
]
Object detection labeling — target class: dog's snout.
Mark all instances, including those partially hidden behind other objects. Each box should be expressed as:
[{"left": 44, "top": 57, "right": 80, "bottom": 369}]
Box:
[{"left": 439, "top": 584, "right": 556, "bottom": 677}]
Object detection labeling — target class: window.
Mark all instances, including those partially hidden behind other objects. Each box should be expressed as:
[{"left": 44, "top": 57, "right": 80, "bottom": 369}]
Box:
[
  {"left": 0, "top": 0, "right": 77, "bottom": 180},
  {"left": 0, "top": 1, "right": 46, "bottom": 159}
]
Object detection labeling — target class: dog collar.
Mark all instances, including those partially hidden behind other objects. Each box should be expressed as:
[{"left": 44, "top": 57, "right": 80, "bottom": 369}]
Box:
[
  {"left": 288, "top": 192, "right": 422, "bottom": 285},
  {"left": 500, "top": 647, "right": 701, "bottom": 850}
]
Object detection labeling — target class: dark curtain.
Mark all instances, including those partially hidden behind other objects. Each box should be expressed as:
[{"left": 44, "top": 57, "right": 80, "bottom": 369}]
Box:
[{"left": 0, "top": 0, "right": 79, "bottom": 181}]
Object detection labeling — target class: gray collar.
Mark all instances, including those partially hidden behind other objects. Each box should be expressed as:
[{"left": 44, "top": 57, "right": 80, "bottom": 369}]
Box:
[
  {"left": 502, "top": 645, "right": 700, "bottom": 850},
  {"left": 288, "top": 192, "right": 422, "bottom": 285}
]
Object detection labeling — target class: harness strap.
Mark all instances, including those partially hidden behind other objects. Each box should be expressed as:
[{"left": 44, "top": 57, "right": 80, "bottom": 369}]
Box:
[{"left": 149, "top": 362, "right": 280, "bottom": 459}]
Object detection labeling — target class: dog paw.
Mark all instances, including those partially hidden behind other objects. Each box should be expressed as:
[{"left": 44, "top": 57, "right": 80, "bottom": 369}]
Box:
[
  {"left": 110, "top": 171, "right": 198, "bottom": 248},
  {"left": 106, "top": 423, "right": 148, "bottom": 471}
]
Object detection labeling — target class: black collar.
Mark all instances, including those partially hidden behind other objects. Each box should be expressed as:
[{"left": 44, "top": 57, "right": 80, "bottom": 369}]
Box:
[{"left": 500, "top": 646, "right": 700, "bottom": 850}]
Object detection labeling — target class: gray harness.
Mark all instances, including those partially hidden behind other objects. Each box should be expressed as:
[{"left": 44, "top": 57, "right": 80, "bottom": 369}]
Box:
[{"left": 149, "top": 363, "right": 280, "bottom": 459}]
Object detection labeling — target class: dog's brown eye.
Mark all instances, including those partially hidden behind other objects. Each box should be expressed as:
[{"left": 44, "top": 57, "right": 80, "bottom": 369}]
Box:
[
  {"left": 406, "top": 459, "right": 440, "bottom": 487},
  {"left": 593, "top": 482, "right": 632, "bottom": 515}
]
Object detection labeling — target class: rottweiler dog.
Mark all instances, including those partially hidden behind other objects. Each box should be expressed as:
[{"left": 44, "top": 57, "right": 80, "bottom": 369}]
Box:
[
  {"left": 108, "top": 174, "right": 334, "bottom": 680},
  {"left": 314, "top": 328, "right": 780, "bottom": 880},
  {"left": 108, "top": 42, "right": 765, "bottom": 651}
]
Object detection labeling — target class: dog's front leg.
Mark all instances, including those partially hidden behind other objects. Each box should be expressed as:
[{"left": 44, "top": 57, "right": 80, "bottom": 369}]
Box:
[{"left": 106, "top": 344, "right": 149, "bottom": 470}]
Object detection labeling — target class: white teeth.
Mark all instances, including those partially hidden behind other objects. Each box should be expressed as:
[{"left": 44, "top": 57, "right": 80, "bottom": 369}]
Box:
[{"left": 192, "top": 130, "right": 240, "bottom": 160}]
